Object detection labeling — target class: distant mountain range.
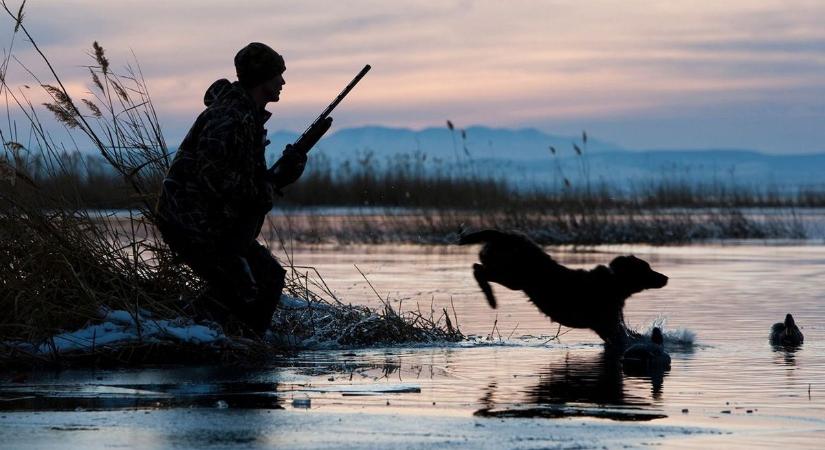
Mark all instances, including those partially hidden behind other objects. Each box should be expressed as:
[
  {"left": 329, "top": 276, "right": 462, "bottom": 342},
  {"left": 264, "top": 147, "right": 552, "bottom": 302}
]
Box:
[
  {"left": 267, "top": 125, "right": 825, "bottom": 188},
  {"left": 269, "top": 125, "right": 625, "bottom": 162}
]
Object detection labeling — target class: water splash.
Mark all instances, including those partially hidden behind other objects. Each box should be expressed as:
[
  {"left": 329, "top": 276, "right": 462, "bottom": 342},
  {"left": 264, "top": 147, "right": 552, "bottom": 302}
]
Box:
[{"left": 629, "top": 315, "right": 697, "bottom": 350}]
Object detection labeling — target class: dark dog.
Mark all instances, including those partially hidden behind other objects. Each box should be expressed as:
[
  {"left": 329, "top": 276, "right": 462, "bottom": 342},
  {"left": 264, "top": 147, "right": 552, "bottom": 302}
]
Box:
[{"left": 459, "top": 229, "right": 668, "bottom": 348}]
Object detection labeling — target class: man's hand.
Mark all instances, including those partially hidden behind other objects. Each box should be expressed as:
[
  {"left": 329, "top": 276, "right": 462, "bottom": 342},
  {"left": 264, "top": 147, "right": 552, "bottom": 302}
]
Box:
[
  {"left": 270, "top": 145, "right": 308, "bottom": 189},
  {"left": 267, "top": 116, "right": 332, "bottom": 190}
]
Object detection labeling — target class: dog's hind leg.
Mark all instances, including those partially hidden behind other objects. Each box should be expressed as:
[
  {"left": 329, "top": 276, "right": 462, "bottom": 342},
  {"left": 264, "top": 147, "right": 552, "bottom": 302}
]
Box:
[
  {"left": 597, "top": 324, "right": 631, "bottom": 352},
  {"left": 472, "top": 263, "right": 498, "bottom": 308}
]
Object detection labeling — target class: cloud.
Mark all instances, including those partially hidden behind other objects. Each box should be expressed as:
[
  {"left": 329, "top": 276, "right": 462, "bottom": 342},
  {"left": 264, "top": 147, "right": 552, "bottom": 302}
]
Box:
[{"left": 3, "top": 0, "right": 825, "bottom": 152}]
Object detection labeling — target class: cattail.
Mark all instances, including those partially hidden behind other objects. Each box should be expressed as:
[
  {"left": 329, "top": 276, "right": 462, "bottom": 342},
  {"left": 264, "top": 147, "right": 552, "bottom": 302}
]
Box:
[
  {"left": 82, "top": 99, "right": 102, "bottom": 117},
  {"left": 573, "top": 143, "right": 582, "bottom": 155},
  {"left": 13, "top": 0, "right": 25, "bottom": 33},
  {"left": 41, "top": 84, "right": 71, "bottom": 108},
  {"left": 42, "top": 102, "right": 79, "bottom": 128},
  {"left": 549, "top": 145, "right": 556, "bottom": 155},
  {"left": 40, "top": 84, "right": 80, "bottom": 127},
  {"left": 582, "top": 131, "right": 587, "bottom": 144},
  {"left": 92, "top": 41, "right": 109, "bottom": 74},
  {"left": 89, "top": 67, "right": 104, "bottom": 92},
  {"left": 564, "top": 178, "right": 571, "bottom": 188},
  {"left": 112, "top": 81, "right": 129, "bottom": 102},
  {"left": 4, "top": 141, "right": 24, "bottom": 153},
  {"left": 446, "top": 120, "right": 454, "bottom": 131},
  {"left": 461, "top": 129, "right": 470, "bottom": 156}
]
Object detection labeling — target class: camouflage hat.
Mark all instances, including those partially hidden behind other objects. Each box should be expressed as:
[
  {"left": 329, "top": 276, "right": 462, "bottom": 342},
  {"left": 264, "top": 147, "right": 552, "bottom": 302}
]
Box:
[{"left": 234, "top": 42, "right": 285, "bottom": 87}]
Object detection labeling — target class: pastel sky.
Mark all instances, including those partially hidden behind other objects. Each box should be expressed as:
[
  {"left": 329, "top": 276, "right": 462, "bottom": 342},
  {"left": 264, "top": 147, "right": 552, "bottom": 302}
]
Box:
[{"left": 4, "top": 0, "right": 825, "bottom": 153}]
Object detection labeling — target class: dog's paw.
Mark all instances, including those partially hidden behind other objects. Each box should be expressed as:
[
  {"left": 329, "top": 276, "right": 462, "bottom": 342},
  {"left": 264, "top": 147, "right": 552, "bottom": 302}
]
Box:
[{"left": 473, "top": 263, "right": 498, "bottom": 308}]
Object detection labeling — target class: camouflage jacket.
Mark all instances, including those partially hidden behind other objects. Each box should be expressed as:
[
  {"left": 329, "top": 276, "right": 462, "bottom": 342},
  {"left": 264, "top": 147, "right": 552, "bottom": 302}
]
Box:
[{"left": 156, "top": 79, "right": 274, "bottom": 245}]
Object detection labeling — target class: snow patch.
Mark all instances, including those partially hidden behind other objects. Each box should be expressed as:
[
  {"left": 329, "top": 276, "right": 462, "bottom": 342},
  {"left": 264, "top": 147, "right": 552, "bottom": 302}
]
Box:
[{"left": 12, "top": 307, "right": 226, "bottom": 355}]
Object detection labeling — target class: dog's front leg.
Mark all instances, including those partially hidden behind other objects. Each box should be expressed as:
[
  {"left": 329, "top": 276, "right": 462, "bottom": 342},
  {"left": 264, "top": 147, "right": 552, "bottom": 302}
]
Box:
[
  {"left": 598, "top": 325, "right": 630, "bottom": 351},
  {"left": 472, "top": 263, "right": 498, "bottom": 308}
]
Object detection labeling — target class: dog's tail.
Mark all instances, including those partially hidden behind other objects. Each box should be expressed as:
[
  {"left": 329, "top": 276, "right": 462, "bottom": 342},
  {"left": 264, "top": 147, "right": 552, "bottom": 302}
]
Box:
[{"left": 458, "top": 229, "right": 509, "bottom": 245}]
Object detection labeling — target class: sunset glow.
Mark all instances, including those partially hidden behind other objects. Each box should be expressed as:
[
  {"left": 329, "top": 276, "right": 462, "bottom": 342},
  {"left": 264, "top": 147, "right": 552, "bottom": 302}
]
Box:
[{"left": 4, "top": 0, "right": 825, "bottom": 152}]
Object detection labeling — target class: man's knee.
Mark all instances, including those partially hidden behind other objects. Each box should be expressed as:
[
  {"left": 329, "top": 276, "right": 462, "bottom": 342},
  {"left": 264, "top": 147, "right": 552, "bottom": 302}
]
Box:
[{"left": 245, "top": 243, "right": 286, "bottom": 289}]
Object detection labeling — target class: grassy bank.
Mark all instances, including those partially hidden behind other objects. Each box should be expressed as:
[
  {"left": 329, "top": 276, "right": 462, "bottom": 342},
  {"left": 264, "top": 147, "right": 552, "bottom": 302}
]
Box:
[{"left": 0, "top": 6, "right": 463, "bottom": 368}]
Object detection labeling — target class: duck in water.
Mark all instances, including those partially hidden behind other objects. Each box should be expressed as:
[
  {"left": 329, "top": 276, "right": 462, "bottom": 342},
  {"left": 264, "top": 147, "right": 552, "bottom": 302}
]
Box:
[
  {"left": 770, "top": 313, "right": 803, "bottom": 347},
  {"left": 622, "top": 327, "right": 671, "bottom": 373}
]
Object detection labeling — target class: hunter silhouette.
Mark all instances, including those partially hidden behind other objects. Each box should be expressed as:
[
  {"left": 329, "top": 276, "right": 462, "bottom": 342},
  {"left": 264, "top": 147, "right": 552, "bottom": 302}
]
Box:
[{"left": 156, "top": 43, "right": 332, "bottom": 335}]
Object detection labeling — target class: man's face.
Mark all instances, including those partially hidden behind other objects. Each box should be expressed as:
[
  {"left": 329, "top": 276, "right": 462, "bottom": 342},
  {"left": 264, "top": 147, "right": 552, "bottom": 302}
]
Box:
[{"left": 261, "top": 70, "right": 286, "bottom": 103}]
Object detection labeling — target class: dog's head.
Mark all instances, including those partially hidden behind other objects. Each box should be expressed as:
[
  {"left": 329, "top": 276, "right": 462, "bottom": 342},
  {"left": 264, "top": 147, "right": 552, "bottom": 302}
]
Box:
[{"left": 609, "top": 255, "right": 668, "bottom": 294}]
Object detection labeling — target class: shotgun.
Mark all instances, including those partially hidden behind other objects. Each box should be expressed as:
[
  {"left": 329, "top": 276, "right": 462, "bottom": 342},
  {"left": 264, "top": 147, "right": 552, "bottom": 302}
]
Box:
[{"left": 271, "top": 64, "right": 371, "bottom": 171}]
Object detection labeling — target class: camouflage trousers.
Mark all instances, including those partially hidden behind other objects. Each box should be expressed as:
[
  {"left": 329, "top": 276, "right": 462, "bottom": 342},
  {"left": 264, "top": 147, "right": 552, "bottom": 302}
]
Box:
[{"left": 158, "top": 221, "right": 286, "bottom": 335}]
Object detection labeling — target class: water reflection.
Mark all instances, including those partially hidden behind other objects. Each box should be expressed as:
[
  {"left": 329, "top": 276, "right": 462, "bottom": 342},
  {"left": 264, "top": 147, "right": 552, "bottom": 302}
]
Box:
[
  {"left": 289, "top": 353, "right": 406, "bottom": 381},
  {"left": 528, "top": 351, "right": 628, "bottom": 406},
  {"left": 772, "top": 345, "right": 800, "bottom": 367},
  {"left": 772, "top": 344, "right": 801, "bottom": 384},
  {"left": 625, "top": 366, "right": 666, "bottom": 400},
  {"left": 621, "top": 359, "right": 670, "bottom": 400},
  {"left": 0, "top": 381, "right": 285, "bottom": 411},
  {"left": 0, "top": 366, "right": 287, "bottom": 411},
  {"left": 475, "top": 351, "right": 668, "bottom": 421}
]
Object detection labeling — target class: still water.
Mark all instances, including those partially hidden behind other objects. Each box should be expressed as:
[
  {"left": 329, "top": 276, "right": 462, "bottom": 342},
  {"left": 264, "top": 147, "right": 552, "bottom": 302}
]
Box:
[{"left": 2, "top": 242, "right": 824, "bottom": 448}]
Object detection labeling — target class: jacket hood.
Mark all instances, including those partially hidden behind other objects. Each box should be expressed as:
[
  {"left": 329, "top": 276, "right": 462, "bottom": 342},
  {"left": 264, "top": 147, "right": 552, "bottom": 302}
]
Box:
[
  {"left": 202, "top": 78, "right": 271, "bottom": 123},
  {"left": 203, "top": 78, "right": 245, "bottom": 107}
]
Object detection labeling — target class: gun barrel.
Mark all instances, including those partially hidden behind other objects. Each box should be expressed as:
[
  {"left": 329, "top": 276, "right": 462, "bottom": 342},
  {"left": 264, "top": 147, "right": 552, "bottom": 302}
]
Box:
[
  {"left": 301, "top": 64, "right": 371, "bottom": 136},
  {"left": 271, "top": 64, "right": 371, "bottom": 174}
]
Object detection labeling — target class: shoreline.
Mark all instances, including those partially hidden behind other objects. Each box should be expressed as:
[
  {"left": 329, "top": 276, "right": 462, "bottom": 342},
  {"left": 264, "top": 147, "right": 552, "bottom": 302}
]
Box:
[{"left": 96, "top": 206, "right": 823, "bottom": 245}]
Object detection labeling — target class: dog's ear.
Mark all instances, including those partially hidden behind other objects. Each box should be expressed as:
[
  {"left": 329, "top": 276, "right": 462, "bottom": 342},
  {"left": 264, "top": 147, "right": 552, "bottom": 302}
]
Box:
[
  {"left": 608, "top": 255, "right": 639, "bottom": 274},
  {"left": 610, "top": 255, "right": 668, "bottom": 291}
]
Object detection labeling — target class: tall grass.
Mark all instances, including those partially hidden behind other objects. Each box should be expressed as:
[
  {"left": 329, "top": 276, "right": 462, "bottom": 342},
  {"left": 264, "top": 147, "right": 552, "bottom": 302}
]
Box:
[
  {"left": 0, "top": 1, "right": 191, "bottom": 351},
  {"left": 9, "top": 149, "right": 825, "bottom": 210},
  {"left": 0, "top": 2, "right": 464, "bottom": 366}
]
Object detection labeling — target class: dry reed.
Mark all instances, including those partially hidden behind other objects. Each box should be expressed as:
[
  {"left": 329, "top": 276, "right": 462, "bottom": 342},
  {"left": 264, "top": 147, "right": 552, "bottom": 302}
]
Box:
[{"left": 0, "top": 2, "right": 463, "bottom": 367}]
